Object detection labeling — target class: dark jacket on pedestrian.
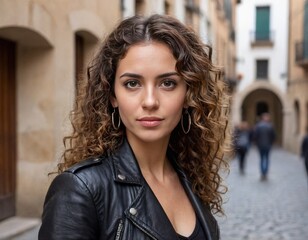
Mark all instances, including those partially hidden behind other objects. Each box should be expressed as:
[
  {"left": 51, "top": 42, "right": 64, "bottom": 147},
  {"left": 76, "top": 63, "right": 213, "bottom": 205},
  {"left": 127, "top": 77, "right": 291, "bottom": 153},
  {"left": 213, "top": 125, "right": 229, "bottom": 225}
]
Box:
[
  {"left": 254, "top": 121, "right": 275, "bottom": 149},
  {"left": 39, "top": 139, "right": 219, "bottom": 240},
  {"left": 301, "top": 134, "right": 308, "bottom": 160},
  {"left": 234, "top": 127, "right": 252, "bottom": 150}
]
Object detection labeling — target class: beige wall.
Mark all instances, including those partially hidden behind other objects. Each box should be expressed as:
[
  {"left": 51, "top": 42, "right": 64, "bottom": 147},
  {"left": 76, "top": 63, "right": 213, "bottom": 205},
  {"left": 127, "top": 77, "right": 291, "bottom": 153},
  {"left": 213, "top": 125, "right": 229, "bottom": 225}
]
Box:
[
  {"left": 287, "top": 0, "right": 308, "bottom": 153},
  {"left": 0, "top": 0, "right": 121, "bottom": 217}
]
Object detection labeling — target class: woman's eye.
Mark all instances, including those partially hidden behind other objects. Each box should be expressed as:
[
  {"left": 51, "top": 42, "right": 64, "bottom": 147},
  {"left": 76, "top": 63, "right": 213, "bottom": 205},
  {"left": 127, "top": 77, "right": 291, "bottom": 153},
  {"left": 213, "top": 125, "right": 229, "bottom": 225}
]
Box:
[
  {"left": 161, "top": 80, "right": 176, "bottom": 89},
  {"left": 124, "top": 80, "right": 140, "bottom": 88}
]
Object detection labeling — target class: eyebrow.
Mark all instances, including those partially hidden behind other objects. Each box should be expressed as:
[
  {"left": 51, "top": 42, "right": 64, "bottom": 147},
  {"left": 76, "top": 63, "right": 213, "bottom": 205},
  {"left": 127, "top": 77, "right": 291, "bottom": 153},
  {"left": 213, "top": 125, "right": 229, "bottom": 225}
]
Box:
[{"left": 119, "top": 72, "right": 179, "bottom": 79}]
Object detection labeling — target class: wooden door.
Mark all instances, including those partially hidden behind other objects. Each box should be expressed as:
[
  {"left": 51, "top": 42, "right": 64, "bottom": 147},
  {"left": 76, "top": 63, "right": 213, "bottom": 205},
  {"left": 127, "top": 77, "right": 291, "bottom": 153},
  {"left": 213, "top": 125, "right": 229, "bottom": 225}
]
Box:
[{"left": 0, "top": 38, "right": 16, "bottom": 221}]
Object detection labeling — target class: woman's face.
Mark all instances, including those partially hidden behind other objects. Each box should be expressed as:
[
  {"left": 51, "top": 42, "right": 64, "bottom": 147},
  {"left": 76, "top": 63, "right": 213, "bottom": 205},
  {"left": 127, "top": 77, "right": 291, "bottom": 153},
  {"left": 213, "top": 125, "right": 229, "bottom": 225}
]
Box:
[{"left": 112, "top": 41, "right": 187, "bottom": 144}]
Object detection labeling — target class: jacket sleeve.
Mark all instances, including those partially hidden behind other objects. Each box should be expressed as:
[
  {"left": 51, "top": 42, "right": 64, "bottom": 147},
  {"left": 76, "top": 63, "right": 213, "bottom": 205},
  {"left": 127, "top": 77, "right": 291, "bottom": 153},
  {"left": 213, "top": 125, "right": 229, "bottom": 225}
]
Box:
[{"left": 38, "top": 172, "right": 99, "bottom": 240}]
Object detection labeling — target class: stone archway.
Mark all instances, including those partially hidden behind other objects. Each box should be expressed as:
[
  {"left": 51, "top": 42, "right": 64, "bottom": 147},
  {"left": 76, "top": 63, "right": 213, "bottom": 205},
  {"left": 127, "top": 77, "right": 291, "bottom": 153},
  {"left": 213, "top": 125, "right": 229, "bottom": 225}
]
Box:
[
  {"left": 242, "top": 88, "right": 283, "bottom": 145},
  {"left": 0, "top": 26, "right": 53, "bottom": 218}
]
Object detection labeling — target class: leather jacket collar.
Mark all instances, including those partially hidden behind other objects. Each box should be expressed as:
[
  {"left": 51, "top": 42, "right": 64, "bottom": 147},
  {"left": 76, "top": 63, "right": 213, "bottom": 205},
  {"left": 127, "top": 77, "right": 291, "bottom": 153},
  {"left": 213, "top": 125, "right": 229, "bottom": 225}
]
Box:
[{"left": 110, "top": 139, "right": 219, "bottom": 240}]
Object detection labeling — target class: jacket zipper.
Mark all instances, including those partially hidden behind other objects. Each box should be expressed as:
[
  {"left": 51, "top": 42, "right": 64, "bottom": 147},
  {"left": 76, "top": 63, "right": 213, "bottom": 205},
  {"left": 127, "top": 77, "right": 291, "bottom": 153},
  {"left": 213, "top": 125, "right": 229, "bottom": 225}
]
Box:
[{"left": 115, "top": 219, "right": 124, "bottom": 240}]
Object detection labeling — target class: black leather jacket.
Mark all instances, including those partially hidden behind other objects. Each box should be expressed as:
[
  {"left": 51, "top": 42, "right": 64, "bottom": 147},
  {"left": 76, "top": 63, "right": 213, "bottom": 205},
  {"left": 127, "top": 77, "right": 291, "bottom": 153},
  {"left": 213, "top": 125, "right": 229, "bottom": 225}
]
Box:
[{"left": 39, "top": 139, "right": 220, "bottom": 240}]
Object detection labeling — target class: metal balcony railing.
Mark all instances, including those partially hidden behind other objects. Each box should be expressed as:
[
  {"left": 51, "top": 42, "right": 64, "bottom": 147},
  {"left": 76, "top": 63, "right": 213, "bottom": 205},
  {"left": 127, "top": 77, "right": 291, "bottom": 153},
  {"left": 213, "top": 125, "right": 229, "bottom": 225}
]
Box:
[
  {"left": 295, "top": 41, "right": 308, "bottom": 66},
  {"left": 250, "top": 31, "right": 275, "bottom": 47}
]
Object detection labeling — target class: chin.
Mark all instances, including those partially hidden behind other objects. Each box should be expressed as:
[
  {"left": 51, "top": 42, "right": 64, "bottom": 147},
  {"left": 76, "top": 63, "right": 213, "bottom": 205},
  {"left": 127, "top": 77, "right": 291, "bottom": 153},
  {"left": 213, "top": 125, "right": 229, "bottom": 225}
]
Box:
[{"left": 131, "top": 131, "right": 170, "bottom": 144}]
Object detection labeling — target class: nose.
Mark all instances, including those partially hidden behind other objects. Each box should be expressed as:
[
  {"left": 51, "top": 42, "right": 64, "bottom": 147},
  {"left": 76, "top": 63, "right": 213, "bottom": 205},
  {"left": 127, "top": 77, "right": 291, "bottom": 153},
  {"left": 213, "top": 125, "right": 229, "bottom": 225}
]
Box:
[{"left": 141, "top": 86, "right": 159, "bottom": 109}]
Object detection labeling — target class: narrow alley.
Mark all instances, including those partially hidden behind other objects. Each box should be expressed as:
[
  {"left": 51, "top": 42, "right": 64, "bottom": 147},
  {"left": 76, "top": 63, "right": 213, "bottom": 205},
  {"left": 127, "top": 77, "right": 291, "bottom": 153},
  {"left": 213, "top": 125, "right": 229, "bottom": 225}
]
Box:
[{"left": 218, "top": 146, "right": 308, "bottom": 240}]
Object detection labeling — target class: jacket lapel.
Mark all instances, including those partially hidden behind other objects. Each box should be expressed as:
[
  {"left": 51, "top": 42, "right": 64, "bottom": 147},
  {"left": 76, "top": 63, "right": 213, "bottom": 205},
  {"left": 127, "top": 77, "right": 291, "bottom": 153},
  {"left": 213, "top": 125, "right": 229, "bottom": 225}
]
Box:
[
  {"left": 111, "top": 139, "right": 219, "bottom": 240},
  {"left": 169, "top": 151, "right": 219, "bottom": 240},
  {"left": 124, "top": 184, "right": 179, "bottom": 240},
  {"left": 111, "top": 139, "right": 178, "bottom": 240},
  {"left": 180, "top": 178, "right": 219, "bottom": 240}
]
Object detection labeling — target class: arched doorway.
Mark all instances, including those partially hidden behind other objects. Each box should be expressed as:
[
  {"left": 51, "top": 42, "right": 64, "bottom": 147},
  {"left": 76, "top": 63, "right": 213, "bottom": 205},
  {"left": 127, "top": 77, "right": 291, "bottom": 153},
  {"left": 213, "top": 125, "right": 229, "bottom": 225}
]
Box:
[
  {"left": 0, "top": 26, "right": 53, "bottom": 219},
  {"left": 242, "top": 88, "right": 283, "bottom": 145},
  {"left": 0, "top": 38, "right": 16, "bottom": 221}
]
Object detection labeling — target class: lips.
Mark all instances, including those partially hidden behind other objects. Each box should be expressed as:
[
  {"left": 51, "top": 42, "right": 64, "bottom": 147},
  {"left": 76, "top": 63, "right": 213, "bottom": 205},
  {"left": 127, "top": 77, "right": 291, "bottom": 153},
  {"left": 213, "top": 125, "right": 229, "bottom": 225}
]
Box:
[{"left": 137, "top": 117, "right": 163, "bottom": 127}]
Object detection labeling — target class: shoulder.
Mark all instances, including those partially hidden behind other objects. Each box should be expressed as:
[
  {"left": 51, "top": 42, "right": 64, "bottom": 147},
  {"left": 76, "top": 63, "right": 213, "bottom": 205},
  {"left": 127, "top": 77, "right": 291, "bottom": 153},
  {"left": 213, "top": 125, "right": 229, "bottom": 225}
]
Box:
[
  {"left": 45, "top": 155, "right": 116, "bottom": 204},
  {"left": 60, "top": 155, "right": 115, "bottom": 190},
  {"left": 66, "top": 156, "right": 105, "bottom": 174}
]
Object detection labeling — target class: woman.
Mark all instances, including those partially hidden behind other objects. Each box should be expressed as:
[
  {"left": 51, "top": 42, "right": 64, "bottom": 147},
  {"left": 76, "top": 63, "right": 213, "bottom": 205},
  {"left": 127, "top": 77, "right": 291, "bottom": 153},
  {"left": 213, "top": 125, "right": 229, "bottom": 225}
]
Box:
[{"left": 39, "top": 14, "right": 229, "bottom": 240}]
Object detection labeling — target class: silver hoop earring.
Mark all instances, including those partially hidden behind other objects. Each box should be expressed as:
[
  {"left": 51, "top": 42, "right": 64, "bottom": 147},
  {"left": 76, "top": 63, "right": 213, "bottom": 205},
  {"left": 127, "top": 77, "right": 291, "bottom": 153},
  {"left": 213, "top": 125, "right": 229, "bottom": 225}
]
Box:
[
  {"left": 112, "top": 108, "right": 121, "bottom": 130},
  {"left": 181, "top": 109, "right": 191, "bottom": 134}
]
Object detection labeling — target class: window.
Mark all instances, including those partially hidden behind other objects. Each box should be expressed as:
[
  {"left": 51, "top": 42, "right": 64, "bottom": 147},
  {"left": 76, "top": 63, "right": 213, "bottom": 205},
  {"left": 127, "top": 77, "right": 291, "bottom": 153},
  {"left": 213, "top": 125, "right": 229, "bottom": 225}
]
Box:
[
  {"left": 135, "top": 0, "right": 145, "bottom": 15},
  {"left": 75, "top": 34, "right": 84, "bottom": 95},
  {"left": 256, "top": 6, "right": 270, "bottom": 40},
  {"left": 185, "top": 0, "right": 198, "bottom": 28},
  {"left": 165, "top": 1, "right": 170, "bottom": 15},
  {"left": 294, "top": 101, "right": 300, "bottom": 134},
  {"left": 256, "top": 60, "right": 268, "bottom": 79},
  {"left": 185, "top": 10, "right": 193, "bottom": 26}
]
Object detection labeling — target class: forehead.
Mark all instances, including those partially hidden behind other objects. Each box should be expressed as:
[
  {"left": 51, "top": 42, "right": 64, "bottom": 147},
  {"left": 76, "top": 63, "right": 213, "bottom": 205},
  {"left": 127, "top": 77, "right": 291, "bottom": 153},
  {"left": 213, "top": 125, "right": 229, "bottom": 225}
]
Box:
[{"left": 116, "top": 42, "right": 177, "bottom": 72}]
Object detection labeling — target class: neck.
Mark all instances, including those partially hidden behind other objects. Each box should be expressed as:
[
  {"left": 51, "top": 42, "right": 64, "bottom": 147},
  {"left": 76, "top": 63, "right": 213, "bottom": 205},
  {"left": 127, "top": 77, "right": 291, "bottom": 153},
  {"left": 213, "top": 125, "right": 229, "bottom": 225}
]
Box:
[{"left": 126, "top": 135, "right": 172, "bottom": 181}]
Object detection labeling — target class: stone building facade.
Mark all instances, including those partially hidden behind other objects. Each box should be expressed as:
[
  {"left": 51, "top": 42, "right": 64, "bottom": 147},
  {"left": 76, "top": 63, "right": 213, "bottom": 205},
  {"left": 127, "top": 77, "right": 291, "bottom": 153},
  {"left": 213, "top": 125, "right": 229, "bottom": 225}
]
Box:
[
  {"left": 233, "top": 0, "right": 290, "bottom": 146},
  {"left": 0, "top": 0, "right": 123, "bottom": 221},
  {"left": 286, "top": 0, "right": 308, "bottom": 153},
  {"left": 0, "top": 0, "right": 237, "bottom": 220}
]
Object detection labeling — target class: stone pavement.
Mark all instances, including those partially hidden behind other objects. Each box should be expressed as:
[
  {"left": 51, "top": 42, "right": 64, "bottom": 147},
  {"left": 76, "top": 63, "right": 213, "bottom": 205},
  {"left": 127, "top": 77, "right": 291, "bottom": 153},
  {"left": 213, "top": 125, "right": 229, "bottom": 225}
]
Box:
[
  {"left": 217, "top": 146, "right": 308, "bottom": 240},
  {"left": 0, "top": 217, "right": 40, "bottom": 240}
]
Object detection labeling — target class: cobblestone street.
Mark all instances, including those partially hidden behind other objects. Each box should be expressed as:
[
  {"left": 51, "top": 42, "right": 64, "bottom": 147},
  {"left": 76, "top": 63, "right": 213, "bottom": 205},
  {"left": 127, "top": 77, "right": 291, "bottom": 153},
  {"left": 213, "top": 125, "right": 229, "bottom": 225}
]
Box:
[{"left": 218, "top": 146, "right": 308, "bottom": 240}]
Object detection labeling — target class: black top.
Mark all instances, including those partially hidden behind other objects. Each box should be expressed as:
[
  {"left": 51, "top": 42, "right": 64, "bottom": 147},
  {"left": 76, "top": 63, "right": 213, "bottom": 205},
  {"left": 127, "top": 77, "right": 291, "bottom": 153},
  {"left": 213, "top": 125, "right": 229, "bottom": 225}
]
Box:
[{"left": 177, "top": 217, "right": 206, "bottom": 240}]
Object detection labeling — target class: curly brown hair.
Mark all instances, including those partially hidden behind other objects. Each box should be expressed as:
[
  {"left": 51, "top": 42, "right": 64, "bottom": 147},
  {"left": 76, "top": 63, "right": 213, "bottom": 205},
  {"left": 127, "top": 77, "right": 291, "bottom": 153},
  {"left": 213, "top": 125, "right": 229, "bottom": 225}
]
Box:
[{"left": 59, "top": 14, "right": 230, "bottom": 215}]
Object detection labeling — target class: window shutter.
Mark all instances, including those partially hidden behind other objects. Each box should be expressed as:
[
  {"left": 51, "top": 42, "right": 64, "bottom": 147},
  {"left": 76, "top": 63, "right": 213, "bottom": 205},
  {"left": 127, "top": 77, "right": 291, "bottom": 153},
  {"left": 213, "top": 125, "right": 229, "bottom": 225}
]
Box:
[{"left": 256, "top": 6, "right": 270, "bottom": 40}]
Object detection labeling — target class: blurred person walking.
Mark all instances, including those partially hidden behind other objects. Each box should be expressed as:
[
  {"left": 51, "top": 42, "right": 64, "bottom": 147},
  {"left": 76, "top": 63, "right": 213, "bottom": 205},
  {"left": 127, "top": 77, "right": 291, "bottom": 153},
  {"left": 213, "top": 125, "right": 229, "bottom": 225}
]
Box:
[
  {"left": 234, "top": 121, "right": 252, "bottom": 174},
  {"left": 301, "top": 127, "right": 308, "bottom": 180},
  {"left": 254, "top": 113, "right": 276, "bottom": 180}
]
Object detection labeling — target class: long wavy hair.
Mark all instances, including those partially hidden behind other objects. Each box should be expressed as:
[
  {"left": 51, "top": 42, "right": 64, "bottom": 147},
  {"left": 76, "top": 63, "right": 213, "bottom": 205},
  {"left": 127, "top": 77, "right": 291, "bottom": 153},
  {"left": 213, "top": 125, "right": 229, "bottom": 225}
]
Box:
[{"left": 60, "top": 14, "right": 230, "bottom": 215}]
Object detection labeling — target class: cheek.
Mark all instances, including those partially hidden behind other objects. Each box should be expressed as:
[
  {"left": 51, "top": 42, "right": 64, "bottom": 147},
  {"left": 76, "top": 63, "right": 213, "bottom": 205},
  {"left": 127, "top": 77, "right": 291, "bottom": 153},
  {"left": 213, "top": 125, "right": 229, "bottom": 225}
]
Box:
[
  {"left": 168, "top": 97, "right": 186, "bottom": 118},
  {"left": 116, "top": 98, "right": 136, "bottom": 118}
]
